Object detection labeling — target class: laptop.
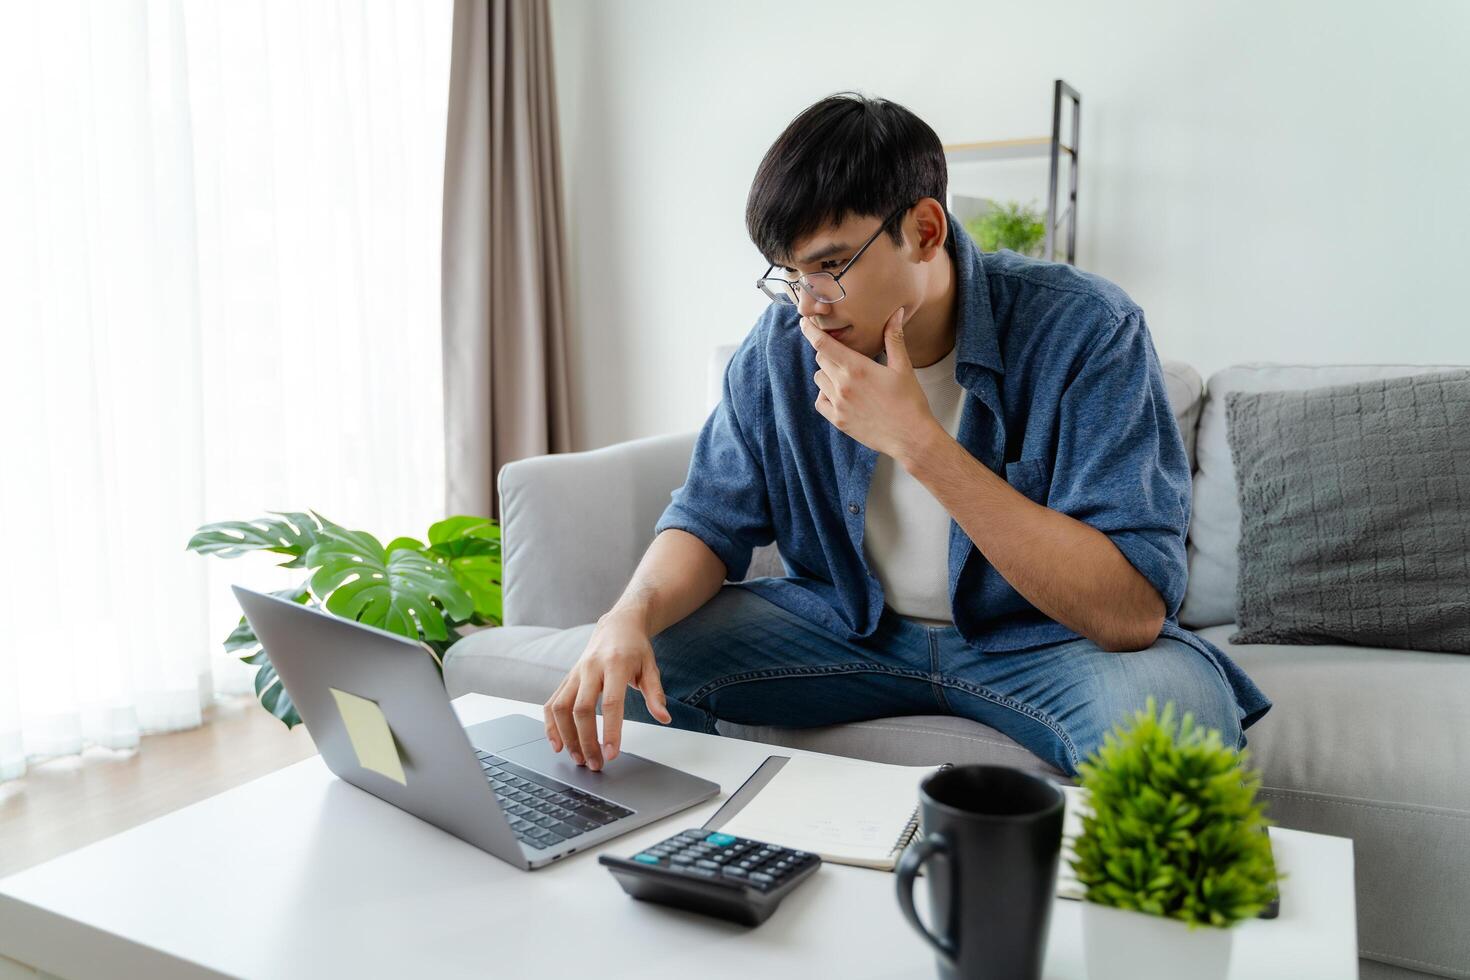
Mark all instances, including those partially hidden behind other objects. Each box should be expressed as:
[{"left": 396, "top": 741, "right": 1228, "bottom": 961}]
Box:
[{"left": 233, "top": 585, "right": 720, "bottom": 870}]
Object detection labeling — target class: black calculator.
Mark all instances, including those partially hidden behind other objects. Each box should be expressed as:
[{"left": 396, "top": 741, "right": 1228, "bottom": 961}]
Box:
[{"left": 599, "top": 828, "right": 821, "bottom": 926}]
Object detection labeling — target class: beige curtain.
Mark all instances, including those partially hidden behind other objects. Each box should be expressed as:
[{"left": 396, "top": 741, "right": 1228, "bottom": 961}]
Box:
[{"left": 441, "top": 0, "right": 573, "bottom": 520}]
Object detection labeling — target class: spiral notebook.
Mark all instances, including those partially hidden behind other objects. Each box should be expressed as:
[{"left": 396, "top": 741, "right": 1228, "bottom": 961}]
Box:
[
  {"left": 703, "top": 758, "right": 1280, "bottom": 915},
  {"left": 704, "top": 754, "right": 951, "bottom": 870}
]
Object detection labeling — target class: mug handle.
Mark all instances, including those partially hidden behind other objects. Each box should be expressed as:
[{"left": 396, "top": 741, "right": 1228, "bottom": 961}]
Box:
[{"left": 895, "top": 832, "right": 957, "bottom": 961}]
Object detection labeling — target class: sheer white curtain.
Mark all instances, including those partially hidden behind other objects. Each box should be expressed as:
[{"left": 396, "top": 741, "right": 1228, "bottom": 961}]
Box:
[{"left": 0, "top": 0, "right": 453, "bottom": 782}]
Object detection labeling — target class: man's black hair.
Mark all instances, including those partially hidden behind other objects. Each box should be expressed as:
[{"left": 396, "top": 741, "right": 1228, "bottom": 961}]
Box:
[{"left": 745, "top": 92, "right": 948, "bottom": 268}]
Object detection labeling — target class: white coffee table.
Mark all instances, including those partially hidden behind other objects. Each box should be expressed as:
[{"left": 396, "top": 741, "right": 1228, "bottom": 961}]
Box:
[{"left": 0, "top": 694, "right": 1358, "bottom": 979}]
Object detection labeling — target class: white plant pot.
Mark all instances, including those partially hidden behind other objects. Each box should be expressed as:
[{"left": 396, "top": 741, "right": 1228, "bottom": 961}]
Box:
[{"left": 1081, "top": 900, "right": 1234, "bottom": 980}]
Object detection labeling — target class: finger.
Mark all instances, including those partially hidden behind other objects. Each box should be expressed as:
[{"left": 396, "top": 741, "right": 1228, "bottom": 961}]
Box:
[
  {"left": 884, "top": 306, "right": 911, "bottom": 373},
  {"left": 800, "top": 316, "right": 854, "bottom": 366},
  {"left": 550, "top": 675, "right": 584, "bottom": 764},
  {"left": 543, "top": 682, "right": 566, "bottom": 751},
  {"left": 638, "top": 654, "right": 672, "bottom": 726},
  {"left": 817, "top": 327, "right": 861, "bottom": 371},
  {"left": 599, "top": 667, "right": 631, "bottom": 763},
  {"left": 813, "top": 368, "right": 835, "bottom": 401},
  {"left": 799, "top": 316, "right": 821, "bottom": 350},
  {"left": 572, "top": 683, "right": 604, "bottom": 771},
  {"left": 812, "top": 349, "right": 836, "bottom": 381},
  {"left": 814, "top": 347, "right": 851, "bottom": 383},
  {"left": 814, "top": 391, "right": 835, "bottom": 423}
]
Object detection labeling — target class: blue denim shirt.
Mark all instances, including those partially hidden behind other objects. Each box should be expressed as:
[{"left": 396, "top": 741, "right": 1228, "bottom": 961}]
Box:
[{"left": 656, "top": 214, "right": 1271, "bottom": 729}]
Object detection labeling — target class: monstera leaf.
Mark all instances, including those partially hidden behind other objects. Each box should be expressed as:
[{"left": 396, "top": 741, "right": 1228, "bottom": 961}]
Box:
[
  {"left": 448, "top": 554, "right": 502, "bottom": 625},
  {"left": 305, "top": 527, "right": 474, "bottom": 641},
  {"left": 186, "top": 511, "right": 341, "bottom": 568},
  {"left": 426, "top": 515, "right": 501, "bottom": 557},
  {"left": 426, "top": 516, "right": 502, "bottom": 625},
  {"left": 223, "top": 584, "right": 311, "bottom": 728}
]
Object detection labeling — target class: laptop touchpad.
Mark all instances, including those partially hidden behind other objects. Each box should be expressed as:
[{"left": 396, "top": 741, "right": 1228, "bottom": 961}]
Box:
[{"left": 497, "top": 739, "right": 669, "bottom": 803}]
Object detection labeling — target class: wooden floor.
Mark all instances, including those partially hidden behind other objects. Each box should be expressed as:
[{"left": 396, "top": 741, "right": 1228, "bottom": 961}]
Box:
[{"left": 0, "top": 695, "right": 319, "bottom": 880}]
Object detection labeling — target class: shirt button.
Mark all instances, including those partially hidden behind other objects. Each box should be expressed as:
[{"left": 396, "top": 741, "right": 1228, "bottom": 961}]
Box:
[{"left": 848, "top": 502, "right": 861, "bottom": 515}]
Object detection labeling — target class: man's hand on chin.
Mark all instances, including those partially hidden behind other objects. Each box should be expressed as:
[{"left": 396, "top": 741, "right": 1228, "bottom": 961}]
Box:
[{"left": 801, "top": 306, "right": 945, "bottom": 468}]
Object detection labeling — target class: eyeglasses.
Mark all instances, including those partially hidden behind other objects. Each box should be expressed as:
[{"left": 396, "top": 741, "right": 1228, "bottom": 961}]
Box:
[{"left": 756, "top": 202, "right": 913, "bottom": 306}]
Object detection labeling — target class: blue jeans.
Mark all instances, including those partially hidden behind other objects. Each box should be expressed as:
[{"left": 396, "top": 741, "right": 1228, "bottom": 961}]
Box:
[{"left": 623, "top": 585, "right": 1244, "bottom": 777}]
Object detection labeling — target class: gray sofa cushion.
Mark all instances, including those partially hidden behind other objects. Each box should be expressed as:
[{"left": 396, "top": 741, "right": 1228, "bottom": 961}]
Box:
[
  {"left": 1194, "top": 625, "right": 1470, "bottom": 979},
  {"left": 1182, "top": 363, "right": 1470, "bottom": 629},
  {"left": 1226, "top": 372, "right": 1470, "bottom": 653},
  {"left": 498, "top": 431, "right": 698, "bottom": 628},
  {"left": 1162, "top": 359, "right": 1205, "bottom": 469}
]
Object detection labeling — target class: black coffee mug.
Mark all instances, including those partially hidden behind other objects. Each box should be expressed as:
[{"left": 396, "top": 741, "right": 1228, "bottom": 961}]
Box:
[{"left": 895, "top": 764, "right": 1065, "bottom": 980}]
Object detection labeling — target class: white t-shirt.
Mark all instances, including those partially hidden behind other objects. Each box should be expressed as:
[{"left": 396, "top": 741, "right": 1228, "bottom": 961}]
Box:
[{"left": 862, "top": 344, "right": 965, "bottom": 625}]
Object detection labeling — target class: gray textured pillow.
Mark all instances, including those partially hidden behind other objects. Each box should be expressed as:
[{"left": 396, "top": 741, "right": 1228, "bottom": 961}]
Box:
[{"left": 1225, "top": 371, "right": 1470, "bottom": 653}]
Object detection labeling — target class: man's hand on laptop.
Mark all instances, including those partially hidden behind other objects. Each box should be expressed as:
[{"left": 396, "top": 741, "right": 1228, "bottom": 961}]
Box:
[{"left": 544, "top": 608, "right": 673, "bottom": 771}]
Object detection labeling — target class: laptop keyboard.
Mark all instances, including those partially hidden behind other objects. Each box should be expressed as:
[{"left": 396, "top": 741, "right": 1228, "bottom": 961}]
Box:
[{"left": 475, "top": 750, "right": 635, "bottom": 850}]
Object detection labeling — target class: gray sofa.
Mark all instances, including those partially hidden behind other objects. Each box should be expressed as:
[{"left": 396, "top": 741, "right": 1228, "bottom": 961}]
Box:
[{"left": 445, "top": 359, "right": 1469, "bottom": 980}]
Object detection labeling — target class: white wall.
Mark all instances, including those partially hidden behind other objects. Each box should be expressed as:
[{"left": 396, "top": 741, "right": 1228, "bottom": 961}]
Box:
[{"left": 550, "top": 0, "right": 1470, "bottom": 451}]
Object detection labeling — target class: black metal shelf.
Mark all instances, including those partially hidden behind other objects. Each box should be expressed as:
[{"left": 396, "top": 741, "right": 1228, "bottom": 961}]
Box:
[{"left": 943, "top": 79, "right": 1081, "bottom": 265}]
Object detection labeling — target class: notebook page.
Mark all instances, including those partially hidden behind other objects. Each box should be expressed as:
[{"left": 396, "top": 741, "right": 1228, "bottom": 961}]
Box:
[{"left": 717, "top": 754, "right": 940, "bottom": 868}]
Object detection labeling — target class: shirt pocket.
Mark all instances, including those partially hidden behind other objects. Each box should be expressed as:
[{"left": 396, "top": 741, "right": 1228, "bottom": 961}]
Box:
[{"left": 1004, "top": 458, "right": 1052, "bottom": 506}]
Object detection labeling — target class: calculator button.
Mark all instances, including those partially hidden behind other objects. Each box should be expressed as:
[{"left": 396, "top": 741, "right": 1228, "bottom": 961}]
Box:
[
  {"left": 695, "top": 859, "right": 720, "bottom": 870},
  {"left": 749, "top": 872, "right": 775, "bottom": 885},
  {"left": 704, "top": 832, "right": 737, "bottom": 846},
  {"left": 634, "top": 854, "right": 661, "bottom": 865},
  {"left": 721, "top": 866, "right": 748, "bottom": 877}
]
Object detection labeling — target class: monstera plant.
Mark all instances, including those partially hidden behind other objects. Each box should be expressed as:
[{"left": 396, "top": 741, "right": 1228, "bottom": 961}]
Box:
[{"left": 186, "top": 511, "right": 501, "bottom": 728}]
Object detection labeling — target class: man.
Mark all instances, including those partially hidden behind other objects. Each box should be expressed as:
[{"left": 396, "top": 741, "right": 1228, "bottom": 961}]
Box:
[{"left": 543, "top": 92, "right": 1270, "bottom": 776}]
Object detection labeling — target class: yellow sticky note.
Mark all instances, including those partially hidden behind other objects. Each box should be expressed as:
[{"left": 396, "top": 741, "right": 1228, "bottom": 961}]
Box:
[{"left": 330, "top": 687, "right": 407, "bottom": 786}]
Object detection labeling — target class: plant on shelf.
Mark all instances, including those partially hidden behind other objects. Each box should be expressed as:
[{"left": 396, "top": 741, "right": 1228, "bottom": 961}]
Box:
[
  {"left": 186, "top": 511, "right": 501, "bottom": 728},
  {"left": 963, "top": 200, "right": 1046, "bottom": 257},
  {"left": 1069, "top": 696, "right": 1282, "bottom": 979}
]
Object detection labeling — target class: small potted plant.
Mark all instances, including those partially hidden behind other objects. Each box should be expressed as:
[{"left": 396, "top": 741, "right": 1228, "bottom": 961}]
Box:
[
  {"left": 1069, "top": 697, "right": 1281, "bottom": 980},
  {"left": 963, "top": 199, "right": 1047, "bottom": 257},
  {"left": 186, "top": 511, "right": 502, "bottom": 727}
]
